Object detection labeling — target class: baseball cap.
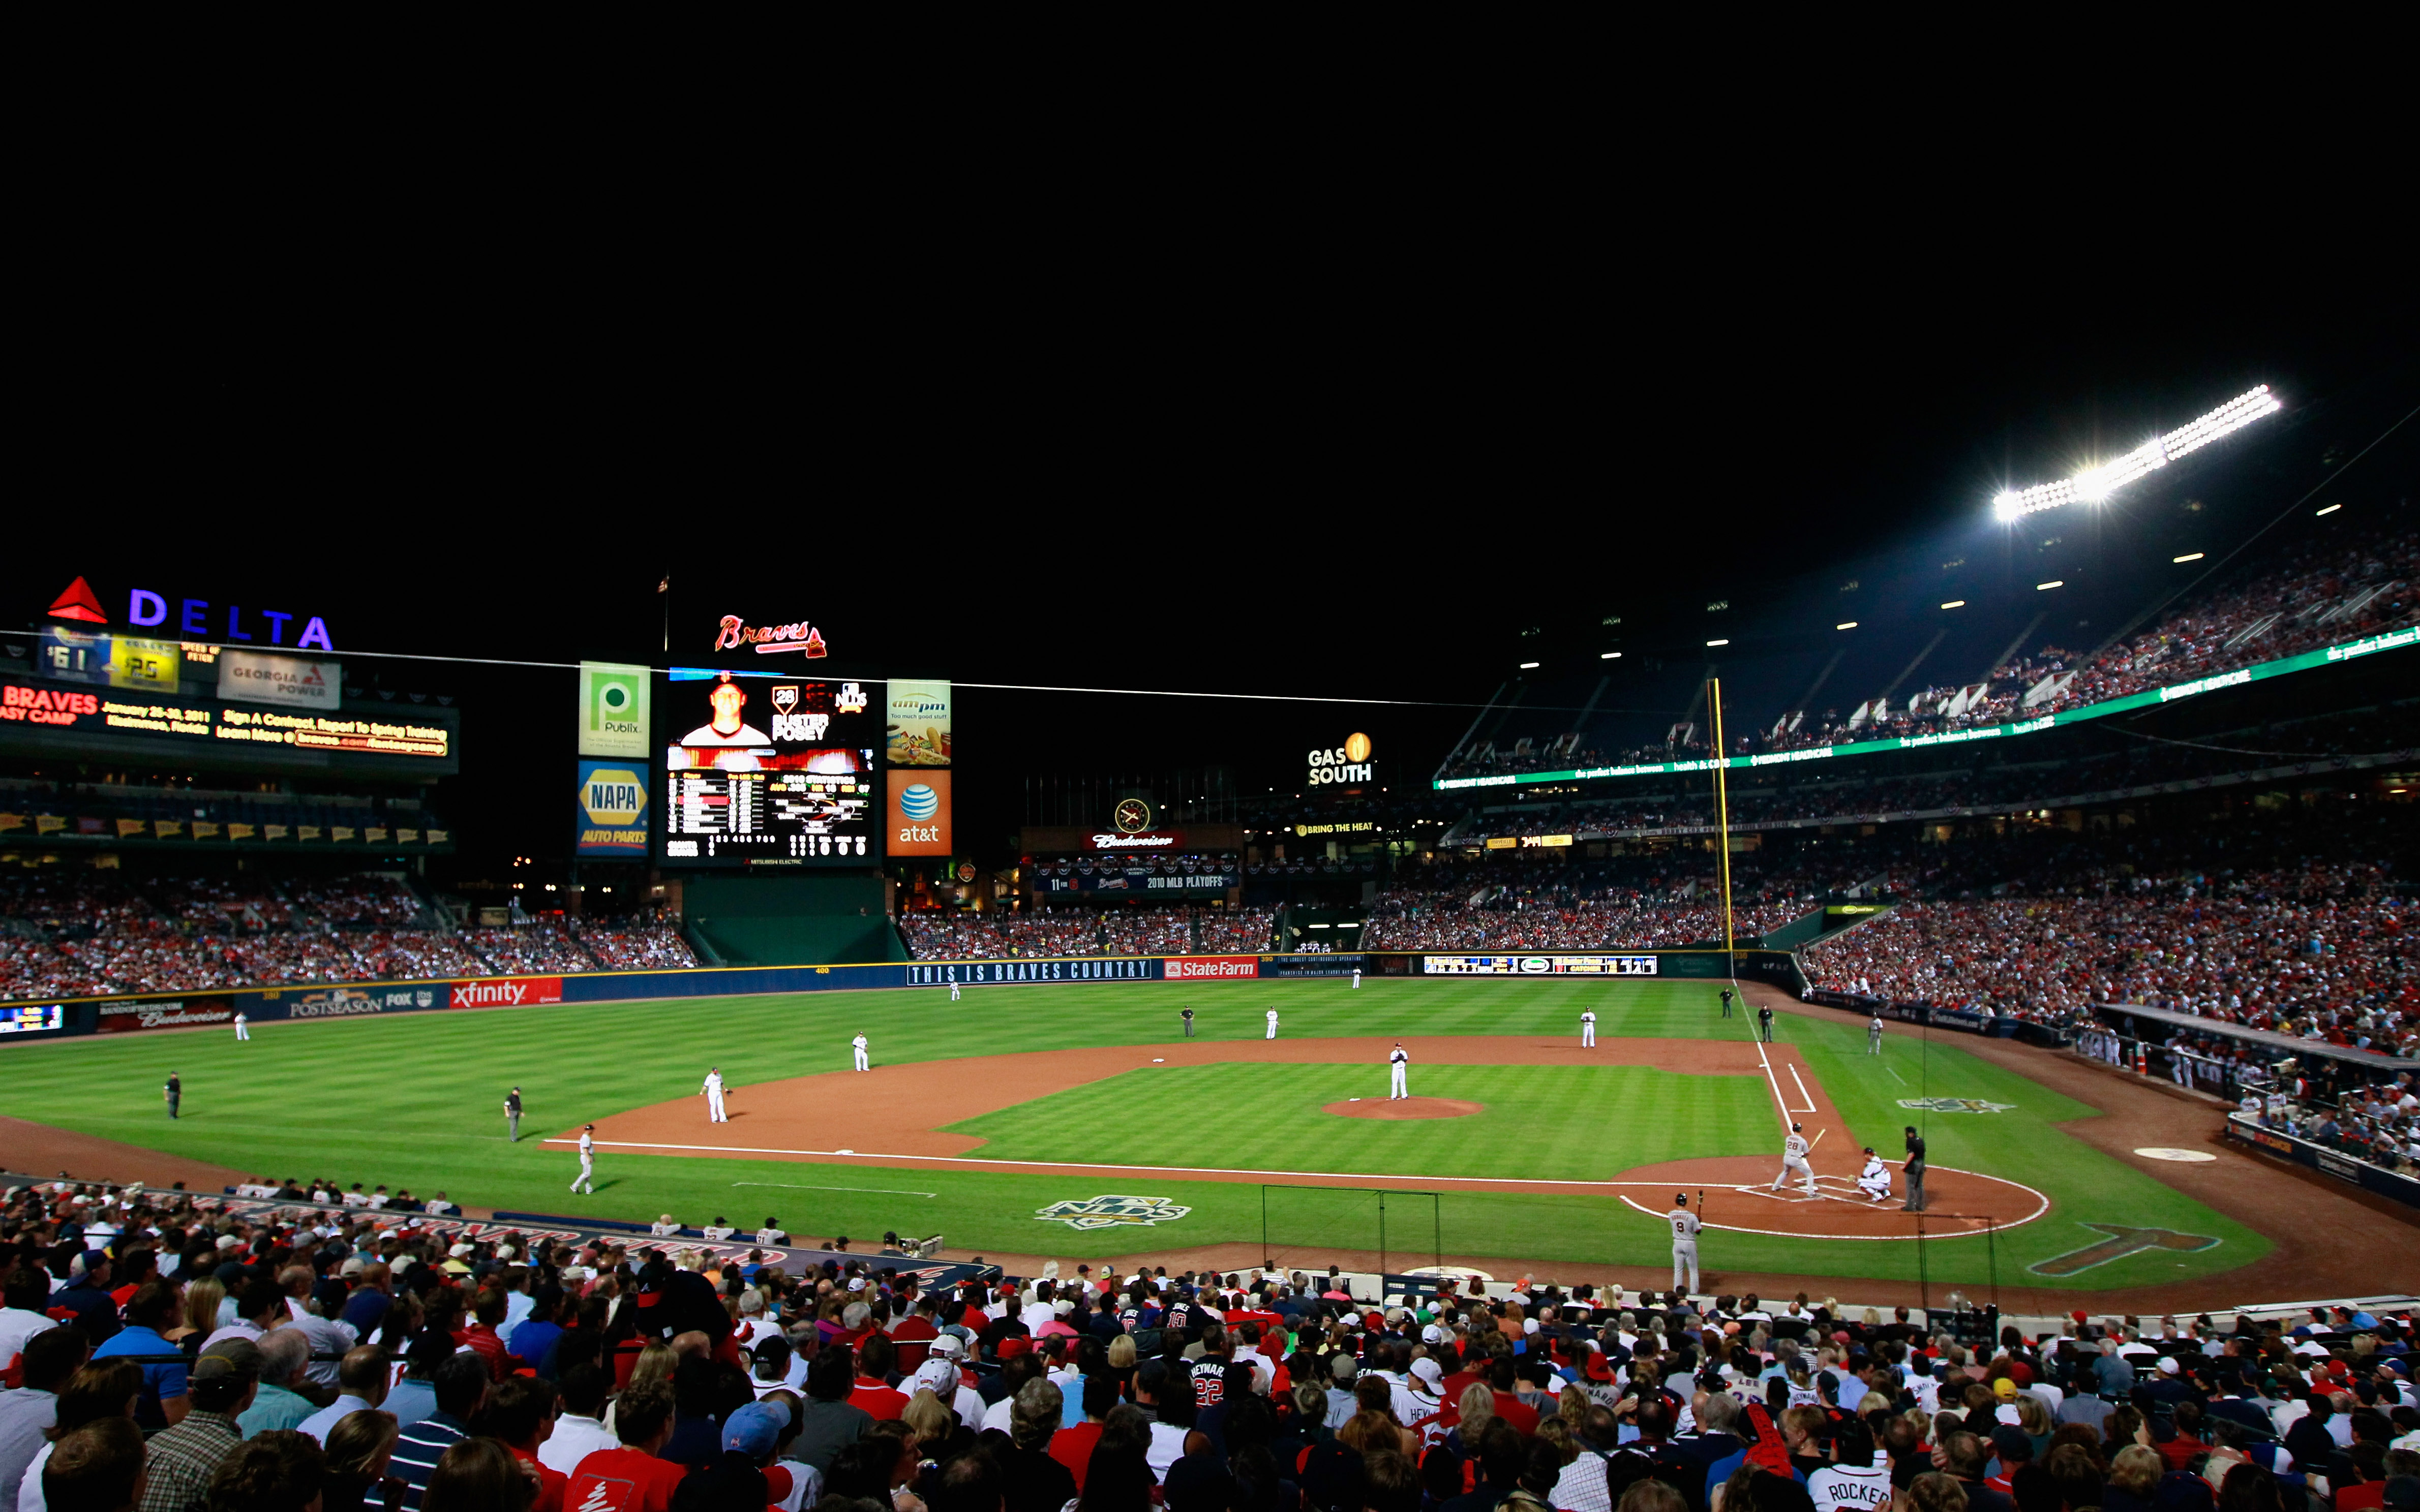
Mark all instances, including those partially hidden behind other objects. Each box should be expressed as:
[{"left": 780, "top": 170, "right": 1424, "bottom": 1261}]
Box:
[
  {"left": 197, "top": 1336, "right": 263, "bottom": 1378},
  {"left": 721, "top": 1402, "right": 786, "bottom": 1459},
  {"left": 2158, "top": 1357, "right": 2180, "bottom": 1376},
  {"left": 1584, "top": 1351, "right": 1614, "bottom": 1381},
  {"left": 996, "top": 1338, "right": 1031, "bottom": 1359},
  {"left": 1421, "top": 1324, "right": 1446, "bottom": 1345},
  {"left": 1410, "top": 1358, "right": 1443, "bottom": 1386},
  {"left": 911, "top": 1359, "right": 958, "bottom": 1395},
  {"left": 1991, "top": 1426, "right": 2033, "bottom": 1461},
  {"left": 928, "top": 1335, "right": 963, "bottom": 1359},
  {"left": 339, "top": 1255, "right": 368, "bottom": 1279},
  {"left": 1992, "top": 1378, "right": 2018, "bottom": 1399}
]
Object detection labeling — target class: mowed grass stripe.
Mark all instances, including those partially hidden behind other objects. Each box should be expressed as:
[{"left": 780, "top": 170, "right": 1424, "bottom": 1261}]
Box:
[{"left": 941, "top": 1063, "right": 1774, "bottom": 1182}]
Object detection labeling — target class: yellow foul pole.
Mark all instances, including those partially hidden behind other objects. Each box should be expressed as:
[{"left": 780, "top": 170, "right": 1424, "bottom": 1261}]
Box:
[{"left": 1708, "top": 677, "right": 1735, "bottom": 959}]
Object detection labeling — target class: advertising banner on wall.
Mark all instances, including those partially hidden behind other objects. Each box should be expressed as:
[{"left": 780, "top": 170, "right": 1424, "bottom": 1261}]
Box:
[
  {"left": 97, "top": 997, "right": 234, "bottom": 1032},
  {"left": 576, "top": 761, "right": 650, "bottom": 856},
  {"left": 578, "top": 662, "right": 651, "bottom": 757},
  {"left": 217, "top": 650, "right": 343, "bottom": 712},
  {"left": 450, "top": 977, "right": 564, "bottom": 1010},
  {"left": 1165, "top": 955, "right": 1258, "bottom": 980},
  {"left": 1421, "top": 954, "right": 1660, "bottom": 975},
  {"left": 886, "top": 680, "right": 951, "bottom": 767},
  {"left": 886, "top": 771, "right": 953, "bottom": 856}
]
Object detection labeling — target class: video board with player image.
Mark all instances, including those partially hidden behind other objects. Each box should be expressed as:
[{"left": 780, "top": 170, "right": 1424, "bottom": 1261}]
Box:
[{"left": 660, "top": 673, "right": 881, "bottom": 866}]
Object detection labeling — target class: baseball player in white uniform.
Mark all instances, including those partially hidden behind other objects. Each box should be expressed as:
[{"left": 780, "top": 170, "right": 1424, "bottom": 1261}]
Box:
[
  {"left": 1772, "top": 1123, "right": 1818, "bottom": 1196},
  {"left": 1857, "top": 1147, "right": 1892, "bottom": 1202},
  {"left": 1351, "top": 969, "right": 1360, "bottom": 989},
  {"left": 853, "top": 1034, "right": 871, "bottom": 1071},
  {"left": 1868, "top": 1016, "right": 1884, "bottom": 1055},
  {"left": 571, "top": 1124, "right": 595, "bottom": 1193},
  {"left": 1581, "top": 1009, "right": 1596, "bottom": 1047},
  {"left": 1266, "top": 1008, "right": 1279, "bottom": 1040},
  {"left": 233, "top": 1011, "right": 250, "bottom": 1041},
  {"left": 1388, "top": 1042, "right": 1409, "bottom": 1099},
  {"left": 949, "top": 981, "right": 961, "bottom": 1001},
  {"left": 1667, "top": 1193, "right": 1701, "bottom": 1292},
  {"left": 702, "top": 1067, "right": 730, "bottom": 1122}
]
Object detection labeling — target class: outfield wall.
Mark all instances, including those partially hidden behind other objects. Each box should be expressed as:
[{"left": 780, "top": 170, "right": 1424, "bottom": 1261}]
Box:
[{"left": 0, "top": 948, "right": 1808, "bottom": 1044}]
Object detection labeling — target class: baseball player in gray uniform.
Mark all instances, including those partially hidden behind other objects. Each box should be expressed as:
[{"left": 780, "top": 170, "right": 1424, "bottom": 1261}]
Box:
[
  {"left": 1667, "top": 1193, "right": 1701, "bottom": 1292},
  {"left": 1772, "top": 1123, "right": 1818, "bottom": 1196},
  {"left": 1868, "top": 1015, "right": 1884, "bottom": 1054}
]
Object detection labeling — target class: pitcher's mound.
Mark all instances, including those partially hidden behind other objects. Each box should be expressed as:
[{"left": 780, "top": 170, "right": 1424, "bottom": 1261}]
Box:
[{"left": 1325, "top": 1097, "right": 1485, "bottom": 1120}]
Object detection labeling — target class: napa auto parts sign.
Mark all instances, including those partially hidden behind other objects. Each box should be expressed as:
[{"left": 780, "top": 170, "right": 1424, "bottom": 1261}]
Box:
[
  {"left": 1165, "top": 955, "right": 1260, "bottom": 981},
  {"left": 450, "top": 977, "right": 563, "bottom": 1010}
]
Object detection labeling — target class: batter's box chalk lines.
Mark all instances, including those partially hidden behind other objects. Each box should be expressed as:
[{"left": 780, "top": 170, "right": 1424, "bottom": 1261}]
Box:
[{"left": 732, "top": 1181, "right": 937, "bottom": 1197}]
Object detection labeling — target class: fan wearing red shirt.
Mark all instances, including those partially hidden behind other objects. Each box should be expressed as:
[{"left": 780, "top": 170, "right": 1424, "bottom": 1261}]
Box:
[
  {"left": 1049, "top": 1376, "right": 1121, "bottom": 1490},
  {"left": 485, "top": 1376, "right": 569, "bottom": 1512},
  {"left": 1484, "top": 1359, "right": 1538, "bottom": 1437},
  {"left": 463, "top": 1289, "right": 525, "bottom": 1382},
  {"left": 850, "top": 1334, "right": 911, "bottom": 1420},
  {"left": 566, "top": 1381, "right": 687, "bottom": 1512}
]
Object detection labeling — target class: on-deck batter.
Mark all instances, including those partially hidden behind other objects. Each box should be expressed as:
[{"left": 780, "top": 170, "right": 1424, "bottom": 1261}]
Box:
[{"left": 1666, "top": 1192, "right": 1701, "bottom": 1292}]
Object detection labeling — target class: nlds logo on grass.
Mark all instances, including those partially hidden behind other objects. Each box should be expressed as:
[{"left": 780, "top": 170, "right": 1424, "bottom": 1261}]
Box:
[{"left": 1034, "top": 1195, "right": 1192, "bottom": 1231}]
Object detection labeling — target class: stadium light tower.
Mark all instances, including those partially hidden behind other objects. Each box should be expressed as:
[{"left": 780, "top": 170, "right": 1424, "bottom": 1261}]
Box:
[{"left": 1993, "top": 384, "right": 2281, "bottom": 521}]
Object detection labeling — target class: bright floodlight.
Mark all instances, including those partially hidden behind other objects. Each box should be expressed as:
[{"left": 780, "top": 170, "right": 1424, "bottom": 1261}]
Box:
[{"left": 1996, "top": 384, "right": 2281, "bottom": 519}]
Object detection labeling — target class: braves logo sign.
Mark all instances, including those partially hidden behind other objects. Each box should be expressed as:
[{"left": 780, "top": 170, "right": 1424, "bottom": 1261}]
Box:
[{"left": 1034, "top": 1195, "right": 1192, "bottom": 1231}]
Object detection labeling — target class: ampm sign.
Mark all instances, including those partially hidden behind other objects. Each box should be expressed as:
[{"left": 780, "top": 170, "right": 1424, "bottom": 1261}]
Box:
[{"left": 576, "top": 760, "right": 649, "bottom": 855}]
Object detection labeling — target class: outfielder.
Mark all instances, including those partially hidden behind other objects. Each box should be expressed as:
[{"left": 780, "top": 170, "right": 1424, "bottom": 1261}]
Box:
[
  {"left": 1857, "top": 1147, "right": 1891, "bottom": 1202},
  {"left": 1351, "top": 968, "right": 1360, "bottom": 989},
  {"left": 1265, "top": 1008, "right": 1279, "bottom": 1040},
  {"left": 949, "top": 981, "right": 961, "bottom": 1001},
  {"left": 1388, "top": 1042, "right": 1409, "bottom": 1099},
  {"left": 1772, "top": 1123, "right": 1817, "bottom": 1196},
  {"left": 1581, "top": 1009, "right": 1596, "bottom": 1047},
  {"left": 1868, "top": 1016, "right": 1884, "bottom": 1055},
  {"left": 702, "top": 1067, "right": 730, "bottom": 1122},
  {"left": 571, "top": 1124, "right": 595, "bottom": 1193},
  {"left": 1666, "top": 1192, "right": 1701, "bottom": 1292},
  {"left": 233, "top": 1011, "right": 250, "bottom": 1041},
  {"left": 852, "top": 1034, "right": 870, "bottom": 1071}
]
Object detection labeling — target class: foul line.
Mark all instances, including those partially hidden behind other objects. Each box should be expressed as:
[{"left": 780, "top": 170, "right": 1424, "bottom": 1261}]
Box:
[
  {"left": 731, "top": 1181, "right": 937, "bottom": 1197},
  {"left": 1787, "top": 1064, "right": 1819, "bottom": 1114},
  {"left": 1616, "top": 1165, "right": 2050, "bottom": 1242},
  {"left": 1752, "top": 1040, "right": 1792, "bottom": 1133}
]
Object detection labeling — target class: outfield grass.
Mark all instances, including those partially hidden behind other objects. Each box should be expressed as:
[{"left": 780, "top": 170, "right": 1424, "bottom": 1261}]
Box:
[{"left": 0, "top": 977, "right": 2267, "bottom": 1289}]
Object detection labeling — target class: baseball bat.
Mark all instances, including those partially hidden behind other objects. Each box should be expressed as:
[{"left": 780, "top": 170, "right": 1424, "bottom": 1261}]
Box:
[{"left": 1808, "top": 1127, "right": 1827, "bottom": 1151}]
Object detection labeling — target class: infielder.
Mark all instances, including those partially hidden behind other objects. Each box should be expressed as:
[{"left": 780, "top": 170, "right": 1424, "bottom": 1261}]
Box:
[
  {"left": 504, "top": 1086, "right": 523, "bottom": 1143},
  {"left": 1388, "top": 1042, "right": 1409, "bottom": 1099},
  {"left": 702, "top": 1067, "right": 730, "bottom": 1122},
  {"left": 949, "top": 981, "right": 961, "bottom": 1001},
  {"left": 1581, "top": 1009, "right": 1596, "bottom": 1047},
  {"left": 571, "top": 1124, "right": 595, "bottom": 1193},
  {"left": 1265, "top": 1008, "right": 1279, "bottom": 1040},
  {"left": 1666, "top": 1192, "right": 1701, "bottom": 1292},
  {"left": 852, "top": 1034, "right": 870, "bottom": 1071},
  {"left": 1857, "top": 1147, "right": 1891, "bottom": 1202},
  {"left": 1868, "top": 1016, "right": 1884, "bottom": 1055},
  {"left": 1772, "top": 1122, "right": 1817, "bottom": 1196},
  {"left": 233, "top": 1011, "right": 250, "bottom": 1041}
]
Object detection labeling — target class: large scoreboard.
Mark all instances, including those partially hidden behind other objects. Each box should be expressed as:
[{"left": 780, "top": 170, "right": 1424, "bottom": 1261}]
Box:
[{"left": 660, "top": 674, "right": 880, "bottom": 867}]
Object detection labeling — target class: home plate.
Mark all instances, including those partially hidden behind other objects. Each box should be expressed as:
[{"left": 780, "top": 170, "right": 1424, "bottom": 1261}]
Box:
[{"left": 2134, "top": 1148, "right": 2218, "bottom": 1162}]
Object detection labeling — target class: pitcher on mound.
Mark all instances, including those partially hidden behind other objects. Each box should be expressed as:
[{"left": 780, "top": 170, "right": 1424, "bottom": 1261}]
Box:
[{"left": 1772, "top": 1123, "right": 1818, "bottom": 1196}]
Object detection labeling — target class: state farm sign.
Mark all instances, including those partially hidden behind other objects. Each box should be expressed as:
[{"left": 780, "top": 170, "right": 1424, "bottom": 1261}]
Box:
[
  {"left": 450, "top": 977, "right": 564, "bottom": 1010},
  {"left": 1165, "top": 956, "right": 1259, "bottom": 980}
]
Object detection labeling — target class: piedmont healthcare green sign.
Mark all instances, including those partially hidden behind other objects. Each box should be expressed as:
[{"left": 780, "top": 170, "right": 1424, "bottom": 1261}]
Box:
[{"left": 1434, "top": 626, "right": 2420, "bottom": 791}]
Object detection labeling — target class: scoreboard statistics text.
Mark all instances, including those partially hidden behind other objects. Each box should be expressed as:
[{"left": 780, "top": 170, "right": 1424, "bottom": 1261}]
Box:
[{"left": 660, "top": 675, "right": 879, "bottom": 867}]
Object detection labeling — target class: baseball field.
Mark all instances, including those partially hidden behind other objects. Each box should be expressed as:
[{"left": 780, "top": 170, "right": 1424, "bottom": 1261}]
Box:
[{"left": 2, "top": 977, "right": 2308, "bottom": 1301}]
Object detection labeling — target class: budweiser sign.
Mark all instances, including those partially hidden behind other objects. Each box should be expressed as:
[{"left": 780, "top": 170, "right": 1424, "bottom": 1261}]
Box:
[
  {"left": 1086, "top": 831, "right": 1184, "bottom": 850},
  {"left": 450, "top": 977, "right": 564, "bottom": 1010},
  {"left": 714, "top": 615, "right": 827, "bottom": 657},
  {"left": 1165, "top": 956, "right": 1259, "bottom": 980},
  {"left": 99, "top": 1001, "right": 233, "bottom": 1032}
]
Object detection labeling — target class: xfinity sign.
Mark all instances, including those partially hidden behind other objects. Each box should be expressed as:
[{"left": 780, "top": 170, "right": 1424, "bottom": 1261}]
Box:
[{"left": 1307, "top": 732, "right": 1374, "bottom": 787}]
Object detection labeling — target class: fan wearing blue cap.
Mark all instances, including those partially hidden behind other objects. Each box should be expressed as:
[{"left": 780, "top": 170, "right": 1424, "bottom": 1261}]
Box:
[{"left": 721, "top": 1401, "right": 815, "bottom": 1508}]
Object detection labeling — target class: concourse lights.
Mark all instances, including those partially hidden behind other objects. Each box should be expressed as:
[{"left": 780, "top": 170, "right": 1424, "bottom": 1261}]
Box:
[
  {"left": 2317, "top": 504, "right": 2342, "bottom": 516},
  {"left": 1993, "top": 384, "right": 2281, "bottom": 520},
  {"left": 1600, "top": 651, "right": 1621, "bottom": 659},
  {"left": 1836, "top": 622, "right": 1858, "bottom": 630},
  {"left": 1519, "top": 661, "right": 1539, "bottom": 669},
  {"left": 1706, "top": 639, "right": 1729, "bottom": 646},
  {"left": 1941, "top": 600, "right": 1966, "bottom": 609},
  {"left": 2037, "top": 580, "right": 2064, "bottom": 591},
  {"left": 2174, "top": 552, "right": 2204, "bottom": 563}
]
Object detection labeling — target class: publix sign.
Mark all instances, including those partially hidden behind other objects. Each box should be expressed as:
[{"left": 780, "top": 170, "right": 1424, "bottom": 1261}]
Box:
[{"left": 1308, "top": 732, "right": 1373, "bottom": 787}]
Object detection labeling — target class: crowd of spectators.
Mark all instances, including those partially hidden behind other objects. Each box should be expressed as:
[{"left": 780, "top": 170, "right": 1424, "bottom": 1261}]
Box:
[
  {"left": 573, "top": 914, "right": 700, "bottom": 971},
  {"left": 1803, "top": 858, "right": 2418, "bottom": 1059},
  {"left": 1444, "top": 516, "right": 2416, "bottom": 777},
  {"left": 5, "top": 1171, "right": 2415, "bottom": 1512},
  {"left": 897, "top": 908, "right": 1106, "bottom": 962},
  {"left": 462, "top": 923, "right": 596, "bottom": 976},
  {"left": 1099, "top": 909, "right": 1198, "bottom": 957},
  {"left": 1201, "top": 907, "right": 1276, "bottom": 954}
]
